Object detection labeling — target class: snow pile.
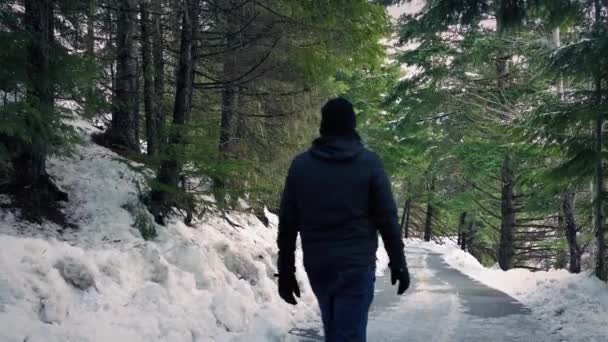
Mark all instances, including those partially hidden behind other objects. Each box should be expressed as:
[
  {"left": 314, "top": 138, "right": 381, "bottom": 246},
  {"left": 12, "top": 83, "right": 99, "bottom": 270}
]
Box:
[
  {"left": 406, "top": 239, "right": 608, "bottom": 342},
  {"left": 0, "top": 121, "right": 321, "bottom": 342},
  {"left": 375, "top": 240, "right": 390, "bottom": 277}
]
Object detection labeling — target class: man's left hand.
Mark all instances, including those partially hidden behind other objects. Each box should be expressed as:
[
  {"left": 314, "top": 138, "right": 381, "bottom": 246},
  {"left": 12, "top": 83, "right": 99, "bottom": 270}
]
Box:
[
  {"left": 277, "top": 273, "right": 301, "bottom": 305},
  {"left": 391, "top": 266, "right": 410, "bottom": 295}
]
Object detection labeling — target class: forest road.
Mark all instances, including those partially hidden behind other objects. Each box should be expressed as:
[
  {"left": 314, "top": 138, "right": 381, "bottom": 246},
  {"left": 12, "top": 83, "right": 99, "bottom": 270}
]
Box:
[{"left": 290, "top": 246, "right": 560, "bottom": 342}]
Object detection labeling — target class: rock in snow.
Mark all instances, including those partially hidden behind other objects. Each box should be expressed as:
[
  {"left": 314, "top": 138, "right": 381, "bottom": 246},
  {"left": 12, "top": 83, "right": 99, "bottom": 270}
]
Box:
[{"left": 54, "top": 256, "right": 96, "bottom": 290}]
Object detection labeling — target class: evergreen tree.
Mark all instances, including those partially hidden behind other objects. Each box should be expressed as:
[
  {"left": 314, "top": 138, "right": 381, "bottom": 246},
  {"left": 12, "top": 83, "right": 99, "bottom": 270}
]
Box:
[
  {"left": 105, "top": 0, "right": 140, "bottom": 153},
  {"left": 149, "top": 0, "right": 198, "bottom": 224},
  {"left": 382, "top": 0, "right": 580, "bottom": 269},
  {"left": 522, "top": 0, "right": 608, "bottom": 280},
  {"left": 0, "top": 0, "right": 93, "bottom": 222}
]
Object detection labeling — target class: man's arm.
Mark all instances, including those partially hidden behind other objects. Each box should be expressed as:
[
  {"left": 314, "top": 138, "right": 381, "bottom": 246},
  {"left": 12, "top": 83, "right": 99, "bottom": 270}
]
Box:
[
  {"left": 370, "top": 163, "right": 406, "bottom": 271},
  {"left": 277, "top": 163, "right": 299, "bottom": 274}
]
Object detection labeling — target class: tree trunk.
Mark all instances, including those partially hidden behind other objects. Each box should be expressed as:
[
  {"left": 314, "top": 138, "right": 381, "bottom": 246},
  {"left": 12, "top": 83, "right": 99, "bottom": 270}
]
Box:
[
  {"left": 423, "top": 202, "right": 433, "bottom": 242},
  {"left": 562, "top": 191, "right": 581, "bottom": 273},
  {"left": 171, "top": 0, "right": 182, "bottom": 48},
  {"left": 141, "top": 1, "right": 158, "bottom": 156},
  {"left": 593, "top": 0, "right": 607, "bottom": 282},
  {"left": 109, "top": 0, "right": 140, "bottom": 153},
  {"left": 495, "top": 8, "right": 516, "bottom": 271},
  {"left": 106, "top": 8, "right": 116, "bottom": 101},
  {"left": 498, "top": 155, "right": 516, "bottom": 270},
  {"left": 218, "top": 2, "right": 241, "bottom": 158},
  {"left": 404, "top": 200, "right": 411, "bottom": 239},
  {"left": 400, "top": 198, "right": 411, "bottom": 239},
  {"left": 86, "top": 0, "right": 95, "bottom": 56},
  {"left": 594, "top": 79, "right": 606, "bottom": 280},
  {"left": 8, "top": 0, "right": 68, "bottom": 218},
  {"left": 468, "top": 220, "right": 481, "bottom": 261},
  {"left": 15, "top": 0, "right": 54, "bottom": 186},
  {"left": 17, "top": 0, "right": 55, "bottom": 186},
  {"left": 423, "top": 178, "right": 435, "bottom": 242},
  {"left": 84, "top": 0, "right": 96, "bottom": 115},
  {"left": 550, "top": 26, "right": 581, "bottom": 273},
  {"left": 152, "top": 0, "right": 165, "bottom": 148},
  {"left": 218, "top": 81, "right": 239, "bottom": 156},
  {"left": 555, "top": 212, "right": 568, "bottom": 269},
  {"left": 150, "top": 0, "right": 197, "bottom": 224},
  {"left": 459, "top": 212, "right": 467, "bottom": 251}
]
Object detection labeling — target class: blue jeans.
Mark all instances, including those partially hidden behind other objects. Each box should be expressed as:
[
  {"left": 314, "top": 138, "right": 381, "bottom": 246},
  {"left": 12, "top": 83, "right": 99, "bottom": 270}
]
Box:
[{"left": 307, "top": 268, "right": 375, "bottom": 342}]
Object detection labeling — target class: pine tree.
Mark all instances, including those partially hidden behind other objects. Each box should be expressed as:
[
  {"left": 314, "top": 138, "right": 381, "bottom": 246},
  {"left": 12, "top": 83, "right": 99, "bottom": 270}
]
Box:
[
  {"left": 18, "top": 0, "right": 56, "bottom": 188},
  {"left": 0, "top": 0, "right": 101, "bottom": 222},
  {"left": 591, "top": 0, "right": 606, "bottom": 282},
  {"left": 105, "top": 0, "right": 140, "bottom": 153},
  {"left": 140, "top": 0, "right": 159, "bottom": 156},
  {"left": 152, "top": 0, "right": 165, "bottom": 153},
  {"left": 383, "top": 0, "right": 578, "bottom": 268},
  {"left": 521, "top": 0, "right": 608, "bottom": 280},
  {"left": 217, "top": 0, "right": 243, "bottom": 159},
  {"left": 150, "top": 0, "right": 198, "bottom": 224}
]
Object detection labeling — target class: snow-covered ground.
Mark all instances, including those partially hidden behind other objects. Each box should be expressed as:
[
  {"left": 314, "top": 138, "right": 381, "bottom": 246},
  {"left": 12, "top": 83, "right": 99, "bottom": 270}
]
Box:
[
  {"left": 2, "top": 119, "right": 605, "bottom": 342},
  {"left": 0, "top": 121, "right": 325, "bottom": 342},
  {"left": 406, "top": 239, "right": 608, "bottom": 342}
]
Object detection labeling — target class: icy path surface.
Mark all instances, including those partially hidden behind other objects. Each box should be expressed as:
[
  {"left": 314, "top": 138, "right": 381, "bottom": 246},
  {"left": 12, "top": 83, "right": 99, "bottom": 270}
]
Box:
[{"left": 294, "top": 246, "right": 557, "bottom": 342}]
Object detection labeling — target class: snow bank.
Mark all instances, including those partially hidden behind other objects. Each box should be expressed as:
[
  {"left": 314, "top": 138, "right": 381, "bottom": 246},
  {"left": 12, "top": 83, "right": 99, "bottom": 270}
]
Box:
[
  {"left": 0, "top": 121, "right": 318, "bottom": 342},
  {"left": 406, "top": 239, "right": 608, "bottom": 342}
]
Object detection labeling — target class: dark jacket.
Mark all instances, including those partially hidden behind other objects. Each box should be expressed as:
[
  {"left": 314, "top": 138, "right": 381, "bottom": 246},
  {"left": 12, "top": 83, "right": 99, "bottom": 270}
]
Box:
[{"left": 277, "top": 136, "right": 406, "bottom": 274}]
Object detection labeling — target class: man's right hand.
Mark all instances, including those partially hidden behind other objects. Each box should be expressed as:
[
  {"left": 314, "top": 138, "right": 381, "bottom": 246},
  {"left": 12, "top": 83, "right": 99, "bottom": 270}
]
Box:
[
  {"left": 391, "top": 266, "right": 410, "bottom": 295},
  {"left": 277, "top": 273, "right": 301, "bottom": 305}
]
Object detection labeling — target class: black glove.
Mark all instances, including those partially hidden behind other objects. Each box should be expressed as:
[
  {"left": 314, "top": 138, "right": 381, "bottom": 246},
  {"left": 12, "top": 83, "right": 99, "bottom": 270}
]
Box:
[
  {"left": 391, "top": 266, "right": 410, "bottom": 295},
  {"left": 277, "top": 273, "right": 301, "bottom": 305}
]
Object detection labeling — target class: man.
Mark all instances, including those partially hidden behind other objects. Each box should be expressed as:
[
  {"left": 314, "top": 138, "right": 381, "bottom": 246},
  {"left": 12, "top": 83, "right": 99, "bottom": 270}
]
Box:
[{"left": 276, "top": 98, "right": 410, "bottom": 342}]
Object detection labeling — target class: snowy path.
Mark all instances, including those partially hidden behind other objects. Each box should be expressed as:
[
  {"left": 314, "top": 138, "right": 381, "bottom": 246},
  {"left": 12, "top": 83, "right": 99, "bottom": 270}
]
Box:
[{"left": 292, "top": 247, "right": 558, "bottom": 342}]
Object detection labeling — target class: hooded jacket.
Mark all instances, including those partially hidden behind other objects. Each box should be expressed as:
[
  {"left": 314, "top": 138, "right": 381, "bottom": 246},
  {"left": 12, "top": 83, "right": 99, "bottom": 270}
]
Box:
[{"left": 277, "top": 136, "right": 406, "bottom": 274}]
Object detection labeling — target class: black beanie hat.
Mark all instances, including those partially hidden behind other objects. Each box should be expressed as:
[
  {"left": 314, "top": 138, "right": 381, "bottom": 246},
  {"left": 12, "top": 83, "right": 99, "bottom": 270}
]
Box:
[{"left": 320, "top": 98, "right": 357, "bottom": 137}]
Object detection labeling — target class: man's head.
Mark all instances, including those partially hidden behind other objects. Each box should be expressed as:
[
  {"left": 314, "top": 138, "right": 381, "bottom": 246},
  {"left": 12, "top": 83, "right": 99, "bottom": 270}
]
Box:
[{"left": 320, "top": 98, "right": 357, "bottom": 137}]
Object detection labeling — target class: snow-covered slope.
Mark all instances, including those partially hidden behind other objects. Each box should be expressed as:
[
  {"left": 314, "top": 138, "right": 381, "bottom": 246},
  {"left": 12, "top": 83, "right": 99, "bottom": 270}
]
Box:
[
  {"left": 0, "top": 121, "right": 320, "bottom": 342},
  {"left": 406, "top": 239, "right": 608, "bottom": 342}
]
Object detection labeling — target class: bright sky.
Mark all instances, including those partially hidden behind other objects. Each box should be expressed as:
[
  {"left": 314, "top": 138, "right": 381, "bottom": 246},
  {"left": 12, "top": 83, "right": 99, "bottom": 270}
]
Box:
[
  {"left": 384, "top": 1, "right": 425, "bottom": 80},
  {"left": 388, "top": 1, "right": 497, "bottom": 29},
  {"left": 387, "top": 0, "right": 425, "bottom": 19}
]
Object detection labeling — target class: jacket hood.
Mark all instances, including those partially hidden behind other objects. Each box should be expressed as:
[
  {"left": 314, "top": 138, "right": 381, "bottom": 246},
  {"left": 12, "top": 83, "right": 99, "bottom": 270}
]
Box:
[{"left": 310, "top": 135, "right": 364, "bottom": 161}]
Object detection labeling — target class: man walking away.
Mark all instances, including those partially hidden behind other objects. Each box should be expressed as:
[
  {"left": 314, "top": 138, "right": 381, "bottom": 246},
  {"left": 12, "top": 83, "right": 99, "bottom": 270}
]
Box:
[{"left": 276, "top": 98, "right": 410, "bottom": 342}]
